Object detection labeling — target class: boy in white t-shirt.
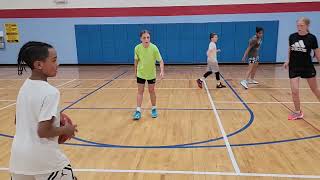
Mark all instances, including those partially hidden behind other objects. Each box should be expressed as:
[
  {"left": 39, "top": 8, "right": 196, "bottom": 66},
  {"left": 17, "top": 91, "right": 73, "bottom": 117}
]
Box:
[
  {"left": 197, "top": 33, "right": 226, "bottom": 89},
  {"left": 10, "top": 41, "right": 78, "bottom": 180}
]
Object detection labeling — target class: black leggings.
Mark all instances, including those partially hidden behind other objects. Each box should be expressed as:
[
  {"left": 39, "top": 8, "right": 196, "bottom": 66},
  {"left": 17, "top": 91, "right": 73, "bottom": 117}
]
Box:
[{"left": 203, "top": 71, "right": 220, "bottom": 81}]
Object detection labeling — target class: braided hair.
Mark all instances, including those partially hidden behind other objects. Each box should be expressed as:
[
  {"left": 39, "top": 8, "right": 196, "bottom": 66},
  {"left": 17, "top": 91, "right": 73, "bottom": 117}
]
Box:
[{"left": 17, "top": 41, "right": 53, "bottom": 75}]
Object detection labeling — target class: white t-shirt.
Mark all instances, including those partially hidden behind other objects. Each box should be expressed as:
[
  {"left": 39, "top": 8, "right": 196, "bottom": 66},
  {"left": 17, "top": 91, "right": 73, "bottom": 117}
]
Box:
[
  {"left": 207, "top": 42, "right": 217, "bottom": 62},
  {"left": 10, "top": 79, "right": 69, "bottom": 175}
]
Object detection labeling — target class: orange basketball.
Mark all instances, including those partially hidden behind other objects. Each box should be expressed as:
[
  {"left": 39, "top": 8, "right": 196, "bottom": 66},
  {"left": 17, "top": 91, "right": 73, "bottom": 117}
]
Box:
[{"left": 58, "top": 112, "right": 73, "bottom": 144}]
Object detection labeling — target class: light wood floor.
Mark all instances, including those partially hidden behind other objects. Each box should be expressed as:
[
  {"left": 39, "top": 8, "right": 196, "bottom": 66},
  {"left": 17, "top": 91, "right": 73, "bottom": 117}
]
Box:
[{"left": 0, "top": 65, "right": 320, "bottom": 180}]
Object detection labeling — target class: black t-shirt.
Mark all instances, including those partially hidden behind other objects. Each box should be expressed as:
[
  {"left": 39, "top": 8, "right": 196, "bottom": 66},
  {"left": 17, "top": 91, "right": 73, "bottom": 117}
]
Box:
[{"left": 289, "top": 32, "right": 318, "bottom": 69}]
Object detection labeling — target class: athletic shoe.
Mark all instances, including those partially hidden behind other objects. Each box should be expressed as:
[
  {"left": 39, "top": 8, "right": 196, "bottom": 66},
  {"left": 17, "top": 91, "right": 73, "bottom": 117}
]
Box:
[
  {"left": 151, "top": 108, "right": 158, "bottom": 118},
  {"left": 216, "top": 82, "right": 226, "bottom": 88},
  {"left": 133, "top": 111, "right": 141, "bottom": 120},
  {"left": 196, "top": 79, "right": 203, "bottom": 89},
  {"left": 288, "top": 111, "right": 304, "bottom": 120},
  {"left": 248, "top": 79, "right": 259, "bottom": 84},
  {"left": 240, "top": 80, "right": 248, "bottom": 89}
]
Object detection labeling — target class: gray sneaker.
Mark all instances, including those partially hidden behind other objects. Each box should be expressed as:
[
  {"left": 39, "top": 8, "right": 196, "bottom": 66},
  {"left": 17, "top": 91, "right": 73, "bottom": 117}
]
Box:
[{"left": 240, "top": 80, "right": 248, "bottom": 89}]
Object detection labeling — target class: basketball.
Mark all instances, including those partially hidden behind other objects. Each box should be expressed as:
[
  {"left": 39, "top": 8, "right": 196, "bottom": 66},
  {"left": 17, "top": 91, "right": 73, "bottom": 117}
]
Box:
[{"left": 58, "top": 112, "right": 73, "bottom": 144}]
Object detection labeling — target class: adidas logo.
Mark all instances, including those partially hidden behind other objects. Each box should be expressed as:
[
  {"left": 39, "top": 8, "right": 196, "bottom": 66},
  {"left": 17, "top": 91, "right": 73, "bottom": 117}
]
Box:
[{"left": 291, "top": 40, "right": 307, "bottom": 52}]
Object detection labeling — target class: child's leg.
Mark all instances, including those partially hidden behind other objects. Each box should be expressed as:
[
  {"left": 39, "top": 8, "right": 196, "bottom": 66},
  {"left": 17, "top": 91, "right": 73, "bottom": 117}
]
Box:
[
  {"left": 136, "top": 78, "right": 146, "bottom": 111},
  {"left": 290, "top": 77, "right": 301, "bottom": 112},
  {"left": 133, "top": 78, "right": 145, "bottom": 119},
  {"left": 137, "top": 84, "right": 145, "bottom": 111},
  {"left": 215, "top": 71, "right": 221, "bottom": 82},
  {"left": 245, "top": 63, "right": 255, "bottom": 81},
  {"left": 204, "top": 61, "right": 215, "bottom": 79},
  {"left": 241, "top": 61, "right": 255, "bottom": 89},
  {"left": 288, "top": 77, "right": 304, "bottom": 120},
  {"left": 197, "top": 62, "right": 214, "bottom": 89},
  {"left": 215, "top": 71, "right": 226, "bottom": 88},
  {"left": 196, "top": 71, "right": 212, "bottom": 89},
  {"left": 306, "top": 77, "right": 320, "bottom": 101},
  {"left": 203, "top": 71, "right": 213, "bottom": 79},
  {"left": 148, "top": 82, "right": 156, "bottom": 107},
  {"left": 250, "top": 62, "right": 259, "bottom": 80},
  {"left": 247, "top": 57, "right": 260, "bottom": 84},
  {"left": 147, "top": 79, "right": 158, "bottom": 118}
]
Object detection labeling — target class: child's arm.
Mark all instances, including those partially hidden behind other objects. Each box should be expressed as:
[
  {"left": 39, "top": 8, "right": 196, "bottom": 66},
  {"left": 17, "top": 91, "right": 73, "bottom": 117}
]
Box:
[
  {"left": 284, "top": 35, "right": 292, "bottom": 69},
  {"left": 134, "top": 47, "right": 139, "bottom": 77},
  {"left": 134, "top": 58, "right": 139, "bottom": 78},
  {"left": 37, "top": 92, "right": 77, "bottom": 139},
  {"left": 242, "top": 39, "right": 257, "bottom": 62},
  {"left": 154, "top": 46, "right": 164, "bottom": 79},
  {"left": 284, "top": 48, "right": 291, "bottom": 69},
  {"left": 315, "top": 48, "right": 320, "bottom": 62},
  {"left": 312, "top": 36, "right": 320, "bottom": 62},
  {"left": 38, "top": 117, "right": 77, "bottom": 138},
  {"left": 160, "top": 60, "right": 164, "bottom": 79},
  {"left": 241, "top": 47, "right": 250, "bottom": 62}
]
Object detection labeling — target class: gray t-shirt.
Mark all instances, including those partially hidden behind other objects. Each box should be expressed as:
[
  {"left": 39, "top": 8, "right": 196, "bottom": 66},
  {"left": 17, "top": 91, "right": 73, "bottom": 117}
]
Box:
[{"left": 248, "top": 35, "right": 262, "bottom": 58}]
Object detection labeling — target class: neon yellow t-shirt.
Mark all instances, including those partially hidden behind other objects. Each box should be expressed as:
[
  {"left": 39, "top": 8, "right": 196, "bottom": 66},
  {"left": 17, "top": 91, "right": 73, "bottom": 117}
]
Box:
[{"left": 134, "top": 43, "right": 162, "bottom": 80}]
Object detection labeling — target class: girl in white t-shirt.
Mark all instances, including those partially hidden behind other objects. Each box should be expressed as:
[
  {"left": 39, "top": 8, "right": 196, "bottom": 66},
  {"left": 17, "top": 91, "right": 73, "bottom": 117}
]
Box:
[
  {"left": 10, "top": 41, "right": 78, "bottom": 180},
  {"left": 197, "top": 33, "right": 226, "bottom": 89}
]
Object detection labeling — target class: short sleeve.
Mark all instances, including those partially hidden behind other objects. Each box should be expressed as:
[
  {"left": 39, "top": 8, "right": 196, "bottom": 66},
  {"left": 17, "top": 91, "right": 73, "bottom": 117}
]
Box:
[
  {"left": 249, "top": 38, "right": 258, "bottom": 47},
  {"left": 208, "top": 42, "right": 216, "bottom": 50},
  {"left": 134, "top": 46, "right": 139, "bottom": 60},
  {"left": 38, "top": 92, "right": 60, "bottom": 122},
  {"left": 154, "top": 46, "right": 163, "bottom": 62},
  {"left": 289, "top": 34, "right": 294, "bottom": 46}
]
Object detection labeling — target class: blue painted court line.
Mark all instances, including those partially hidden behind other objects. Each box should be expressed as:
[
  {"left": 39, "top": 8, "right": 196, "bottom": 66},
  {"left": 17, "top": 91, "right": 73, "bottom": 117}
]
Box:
[
  {"left": 0, "top": 134, "right": 13, "bottom": 138},
  {"left": 67, "top": 75, "right": 255, "bottom": 148},
  {"left": 66, "top": 107, "right": 246, "bottom": 111},
  {"left": 62, "top": 134, "right": 320, "bottom": 149},
  {"left": 0, "top": 72, "right": 256, "bottom": 149},
  {"left": 2, "top": 73, "right": 320, "bottom": 148},
  {"left": 1, "top": 133, "right": 320, "bottom": 149},
  {"left": 61, "top": 71, "right": 127, "bottom": 112}
]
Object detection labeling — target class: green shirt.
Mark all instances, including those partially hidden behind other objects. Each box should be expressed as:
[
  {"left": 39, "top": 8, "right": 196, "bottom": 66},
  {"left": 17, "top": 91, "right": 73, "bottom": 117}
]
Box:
[{"left": 134, "top": 43, "right": 162, "bottom": 80}]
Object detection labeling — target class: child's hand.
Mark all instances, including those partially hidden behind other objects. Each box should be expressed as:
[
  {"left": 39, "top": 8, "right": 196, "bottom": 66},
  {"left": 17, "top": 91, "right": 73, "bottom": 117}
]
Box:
[
  {"left": 217, "top": 49, "right": 221, "bottom": 52},
  {"left": 159, "top": 71, "right": 164, "bottom": 80},
  {"left": 63, "top": 124, "right": 78, "bottom": 137},
  {"left": 241, "top": 58, "right": 246, "bottom": 63},
  {"left": 283, "top": 61, "right": 289, "bottom": 69}
]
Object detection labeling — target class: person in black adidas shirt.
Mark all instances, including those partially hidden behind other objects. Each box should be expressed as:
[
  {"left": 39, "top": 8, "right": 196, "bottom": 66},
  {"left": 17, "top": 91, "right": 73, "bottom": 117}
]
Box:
[{"left": 284, "top": 17, "right": 320, "bottom": 120}]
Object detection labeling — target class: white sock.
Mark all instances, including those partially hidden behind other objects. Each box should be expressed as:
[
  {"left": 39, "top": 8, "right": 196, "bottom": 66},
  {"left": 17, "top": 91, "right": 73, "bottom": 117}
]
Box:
[
  {"left": 152, "top": 106, "right": 157, "bottom": 110},
  {"left": 136, "top": 107, "right": 141, "bottom": 112}
]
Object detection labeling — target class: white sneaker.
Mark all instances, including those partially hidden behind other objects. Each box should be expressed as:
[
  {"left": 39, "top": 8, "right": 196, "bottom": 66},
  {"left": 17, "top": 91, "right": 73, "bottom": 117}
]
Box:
[
  {"left": 248, "top": 79, "right": 259, "bottom": 84},
  {"left": 240, "top": 80, "right": 248, "bottom": 89}
]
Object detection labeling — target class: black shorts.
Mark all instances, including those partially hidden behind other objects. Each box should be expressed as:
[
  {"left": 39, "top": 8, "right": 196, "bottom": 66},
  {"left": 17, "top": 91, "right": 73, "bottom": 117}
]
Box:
[
  {"left": 289, "top": 66, "right": 317, "bottom": 79},
  {"left": 137, "top": 77, "right": 156, "bottom": 84}
]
